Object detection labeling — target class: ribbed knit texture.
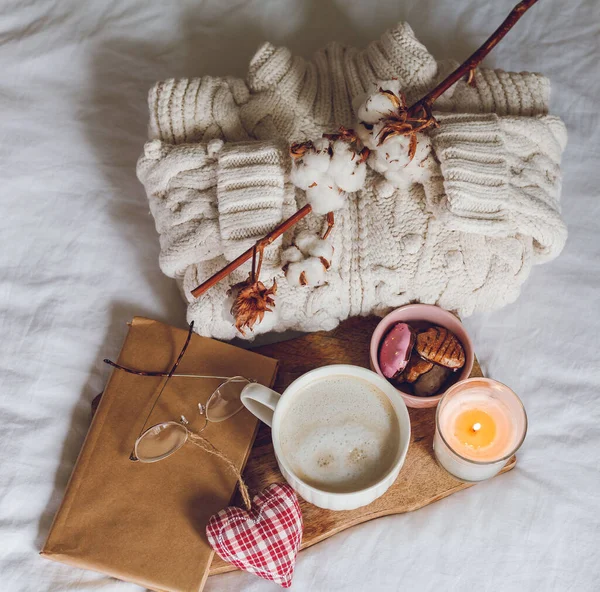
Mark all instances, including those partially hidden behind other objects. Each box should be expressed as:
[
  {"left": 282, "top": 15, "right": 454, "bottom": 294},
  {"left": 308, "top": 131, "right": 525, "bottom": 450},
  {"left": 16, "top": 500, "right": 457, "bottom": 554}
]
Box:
[
  {"left": 216, "top": 140, "right": 289, "bottom": 260},
  {"left": 137, "top": 23, "right": 567, "bottom": 340}
]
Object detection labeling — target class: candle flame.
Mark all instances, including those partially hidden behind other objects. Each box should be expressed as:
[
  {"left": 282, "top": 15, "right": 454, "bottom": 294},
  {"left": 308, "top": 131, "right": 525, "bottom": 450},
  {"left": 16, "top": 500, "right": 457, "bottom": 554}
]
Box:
[{"left": 472, "top": 422, "right": 482, "bottom": 432}]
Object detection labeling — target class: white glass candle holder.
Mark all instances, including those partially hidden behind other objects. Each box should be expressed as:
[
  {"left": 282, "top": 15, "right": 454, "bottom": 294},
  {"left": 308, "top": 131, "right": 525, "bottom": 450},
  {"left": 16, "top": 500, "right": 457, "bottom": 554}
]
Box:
[{"left": 433, "top": 378, "right": 527, "bottom": 482}]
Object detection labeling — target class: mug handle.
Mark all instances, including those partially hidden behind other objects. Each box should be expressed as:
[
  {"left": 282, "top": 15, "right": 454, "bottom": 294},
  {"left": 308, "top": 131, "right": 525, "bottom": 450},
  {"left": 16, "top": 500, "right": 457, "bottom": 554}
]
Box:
[{"left": 240, "top": 383, "right": 281, "bottom": 427}]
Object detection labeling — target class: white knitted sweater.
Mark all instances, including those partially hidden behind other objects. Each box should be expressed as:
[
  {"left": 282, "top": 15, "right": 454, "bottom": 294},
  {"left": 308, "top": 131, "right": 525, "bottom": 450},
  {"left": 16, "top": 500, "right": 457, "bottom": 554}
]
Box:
[{"left": 137, "top": 23, "right": 567, "bottom": 340}]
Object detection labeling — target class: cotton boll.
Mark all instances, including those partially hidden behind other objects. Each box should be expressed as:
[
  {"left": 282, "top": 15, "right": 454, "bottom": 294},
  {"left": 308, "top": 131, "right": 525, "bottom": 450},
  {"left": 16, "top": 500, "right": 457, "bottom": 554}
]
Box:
[
  {"left": 249, "top": 297, "right": 280, "bottom": 335},
  {"left": 306, "top": 238, "right": 334, "bottom": 264},
  {"left": 300, "top": 257, "right": 328, "bottom": 286},
  {"left": 380, "top": 135, "right": 413, "bottom": 169},
  {"left": 294, "top": 230, "right": 318, "bottom": 255},
  {"left": 303, "top": 138, "right": 331, "bottom": 173},
  {"left": 385, "top": 154, "right": 434, "bottom": 188},
  {"left": 314, "top": 137, "right": 331, "bottom": 152},
  {"left": 306, "top": 180, "right": 345, "bottom": 214},
  {"left": 368, "top": 135, "right": 413, "bottom": 175},
  {"left": 284, "top": 257, "right": 328, "bottom": 287},
  {"left": 383, "top": 140, "right": 434, "bottom": 189},
  {"left": 370, "top": 147, "right": 408, "bottom": 173},
  {"left": 290, "top": 160, "right": 319, "bottom": 190},
  {"left": 357, "top": 93, "right": 397, "bottom": 124},
  {"left": 356, "top": 81, "right": 405, "bottom": 125},
  {"left": 222, "top": 285, "right": 280, "bottom": 338},
  {"left": 412, "top": 133, "right": 432, "bottom": 163},
  {"left": 360, "top": 120, "right": 388, "bottom": 152},
  {"left": 304, "top": 151, "right": 330, "bottom": 173},
  {"left": 284, "top": 261, "right": 305, "bottom": 286},
  {"left": 336, "top": 161, "right": 367, "bottom": 192},
  {"left": 333, "top": 139, "right": 353, "bottom": 157},
  {"left": 355, "top": 81, "right": 412, "bottom": 169},
  {"left": 293, "top": 232, "right": 333, "bottom": 266},
  {"left": 368, "top": 150, "right": 389, "bottom": 174},
  {"left": 328, "top": 140, "right": 355, "bottom": 181},
  {"left": 281, "top": 245, "right": 303, "bottom": 264},
  {"left": 357, "top": 100, "right": 383, "bottom": 125},
  {"left": 410, "top": 158, "right": 434, "bottom": 185},
  {"left": 327, "top": 141, "right": 368, "bottom": 193}
]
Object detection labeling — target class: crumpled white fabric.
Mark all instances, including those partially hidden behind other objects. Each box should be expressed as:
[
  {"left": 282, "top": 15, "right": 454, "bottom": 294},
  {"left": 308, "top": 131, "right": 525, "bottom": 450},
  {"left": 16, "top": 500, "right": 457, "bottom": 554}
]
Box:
[{"left": 0, "top": 0, "right": 599, "bottom": 591}]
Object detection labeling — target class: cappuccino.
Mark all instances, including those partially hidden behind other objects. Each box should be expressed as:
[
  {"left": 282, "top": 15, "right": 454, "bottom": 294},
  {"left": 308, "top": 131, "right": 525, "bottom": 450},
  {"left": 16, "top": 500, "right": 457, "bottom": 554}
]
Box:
[{"left": 279, "top": 375, "right": 400, "bottom": 493}]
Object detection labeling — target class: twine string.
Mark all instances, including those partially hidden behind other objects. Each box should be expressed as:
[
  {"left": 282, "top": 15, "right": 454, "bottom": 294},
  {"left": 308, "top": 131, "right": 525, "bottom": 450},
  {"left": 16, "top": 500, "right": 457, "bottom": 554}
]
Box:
[{"left": 187, "top": 431, "right": 252, "bottom": 510}]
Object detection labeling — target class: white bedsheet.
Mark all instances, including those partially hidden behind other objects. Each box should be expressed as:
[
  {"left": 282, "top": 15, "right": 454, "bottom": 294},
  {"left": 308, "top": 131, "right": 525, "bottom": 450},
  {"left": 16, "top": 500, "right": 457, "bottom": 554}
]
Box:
[{"left": 1, "top": 0, "right": 599, "bottom": 590}]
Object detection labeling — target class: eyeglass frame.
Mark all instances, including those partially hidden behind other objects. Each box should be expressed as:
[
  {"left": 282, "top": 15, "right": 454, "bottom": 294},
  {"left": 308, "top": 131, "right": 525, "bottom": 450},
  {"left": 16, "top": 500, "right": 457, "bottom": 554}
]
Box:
[{"left": 103, "top": 322, "right": 254, "bottom": 462}]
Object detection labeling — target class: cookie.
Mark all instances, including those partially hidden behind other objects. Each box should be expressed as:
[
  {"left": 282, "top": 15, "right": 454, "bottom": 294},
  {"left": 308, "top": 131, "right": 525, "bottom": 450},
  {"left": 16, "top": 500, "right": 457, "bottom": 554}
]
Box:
[
  {"left": 415, "top": 326, "right": 465, "bottom": 369},
  {"left": 398, "top": 352, "right": 434, "bottom": 383},
  {"left": 378, "top": 322, "right": 415, "bottom": 379},
  {"left": 413, "top": 364, "right": 451, "bottom": 397}
]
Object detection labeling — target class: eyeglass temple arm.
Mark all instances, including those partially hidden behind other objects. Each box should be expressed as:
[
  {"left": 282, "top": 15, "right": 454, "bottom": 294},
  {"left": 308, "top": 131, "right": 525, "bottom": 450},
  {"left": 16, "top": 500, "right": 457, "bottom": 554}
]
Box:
[
  {"left": 104, "top": 359, "right": 246, "bottom": 382},
  {"left": 128, "top": 322, "right": 195, "bottom": 462}
]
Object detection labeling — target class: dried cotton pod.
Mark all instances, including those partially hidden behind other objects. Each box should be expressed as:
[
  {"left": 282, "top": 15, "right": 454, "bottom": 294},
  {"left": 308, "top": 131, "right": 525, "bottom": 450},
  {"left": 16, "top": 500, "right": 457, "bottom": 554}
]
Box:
[{"left": 229, "top": 275, "right": 277, "bottom": 336}]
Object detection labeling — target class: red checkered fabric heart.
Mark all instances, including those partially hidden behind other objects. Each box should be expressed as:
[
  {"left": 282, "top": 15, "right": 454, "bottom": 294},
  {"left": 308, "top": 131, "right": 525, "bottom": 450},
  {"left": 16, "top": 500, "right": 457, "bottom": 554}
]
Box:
[{"left": 206, "top": 483, "right": 303, "bottom": 588}]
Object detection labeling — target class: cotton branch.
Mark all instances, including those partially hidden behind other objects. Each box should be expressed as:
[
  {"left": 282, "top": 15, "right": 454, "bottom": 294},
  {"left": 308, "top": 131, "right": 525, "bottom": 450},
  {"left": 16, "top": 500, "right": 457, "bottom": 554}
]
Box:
[
  {"left": 189, "top": 0, "right": 540, "bottom": 301},
  {"left": 190, "top": 204, "right": 313, "bottom": 299},
  {"left": 405, "top": 0, "right": 540, "bottom": 128}
]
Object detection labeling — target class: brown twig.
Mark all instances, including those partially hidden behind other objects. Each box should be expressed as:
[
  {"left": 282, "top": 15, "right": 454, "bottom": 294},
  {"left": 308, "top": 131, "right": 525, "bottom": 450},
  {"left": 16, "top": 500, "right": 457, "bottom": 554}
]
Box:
[
  {"left": 406, "top": 0, "right": 539, "bottom": 124},
  {"left": 250, "top": 243, "right": 258, "bottom": 283},
  {"left": 465, "top": 68, "right": 476, "bottom": 87},
  {"left": 190, "top": 204, "right": 313, "bottom": 298},
  {"left": 254, "top": 243, "right": 265, "bottom": 279},
  {"left": 322, "top": 212, "right": 335, "bottom": 240}
]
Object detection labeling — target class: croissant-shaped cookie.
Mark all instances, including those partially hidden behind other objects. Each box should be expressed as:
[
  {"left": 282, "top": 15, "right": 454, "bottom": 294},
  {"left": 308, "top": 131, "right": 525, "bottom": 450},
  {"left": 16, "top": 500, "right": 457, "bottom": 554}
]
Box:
[{"left": 415, "top": 326, "right": 465, "bottom": 369}]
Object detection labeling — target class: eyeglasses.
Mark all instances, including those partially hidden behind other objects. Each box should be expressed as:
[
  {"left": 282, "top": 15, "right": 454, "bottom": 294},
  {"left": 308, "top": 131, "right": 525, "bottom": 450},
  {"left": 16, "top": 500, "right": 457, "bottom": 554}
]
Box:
[{"left": 104, "top": 322, "right": 252, "bottom": 463}]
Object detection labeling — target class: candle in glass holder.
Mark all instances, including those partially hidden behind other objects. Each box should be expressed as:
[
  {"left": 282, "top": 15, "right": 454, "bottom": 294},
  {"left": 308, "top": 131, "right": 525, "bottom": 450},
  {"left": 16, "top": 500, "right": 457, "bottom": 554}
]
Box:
[{"left": 433, "top": 378, "right": 527, "bottom": 482}]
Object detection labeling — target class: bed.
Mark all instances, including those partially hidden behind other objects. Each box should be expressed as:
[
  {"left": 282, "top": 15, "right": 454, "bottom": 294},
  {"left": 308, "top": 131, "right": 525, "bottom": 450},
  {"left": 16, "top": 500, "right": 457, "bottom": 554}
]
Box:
[{"left": 1, "top": 0, "right": 598, "bottom": 590}]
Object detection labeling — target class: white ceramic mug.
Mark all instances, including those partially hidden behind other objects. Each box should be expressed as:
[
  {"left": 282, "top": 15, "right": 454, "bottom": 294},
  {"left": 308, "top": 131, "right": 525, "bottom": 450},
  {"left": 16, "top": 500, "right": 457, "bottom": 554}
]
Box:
[{"left": 241, "top": 364, "right": 411, "bottom": 511}]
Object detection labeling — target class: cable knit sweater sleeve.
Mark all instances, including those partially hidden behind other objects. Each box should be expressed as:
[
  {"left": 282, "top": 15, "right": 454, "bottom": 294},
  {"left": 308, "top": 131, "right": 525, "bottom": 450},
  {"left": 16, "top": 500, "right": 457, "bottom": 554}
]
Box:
[
  {"left": 429, "top": 112, "right": 567, "bottom": 262},
  {"left": 136, "top": 78, "right": 292, "bottom": 279}
]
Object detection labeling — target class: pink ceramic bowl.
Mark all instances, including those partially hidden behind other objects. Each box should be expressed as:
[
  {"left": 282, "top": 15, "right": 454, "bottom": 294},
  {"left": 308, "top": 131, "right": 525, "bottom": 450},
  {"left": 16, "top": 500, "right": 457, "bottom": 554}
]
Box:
[{"left": 370, "top": 304, "right": 474, "bottom": 409}]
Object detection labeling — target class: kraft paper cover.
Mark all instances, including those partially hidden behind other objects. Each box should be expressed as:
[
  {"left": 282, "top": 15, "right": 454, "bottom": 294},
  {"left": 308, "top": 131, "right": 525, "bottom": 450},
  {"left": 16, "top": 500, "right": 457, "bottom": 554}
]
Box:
[{"left": 41, "top": 317, "right": 278, "bottom": 592}]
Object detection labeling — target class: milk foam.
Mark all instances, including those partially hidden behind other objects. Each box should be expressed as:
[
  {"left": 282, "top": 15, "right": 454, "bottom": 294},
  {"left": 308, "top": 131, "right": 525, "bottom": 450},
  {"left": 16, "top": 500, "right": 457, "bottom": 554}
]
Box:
[{"left": 279, "top": 375, "right": 400, "bottom": 493}]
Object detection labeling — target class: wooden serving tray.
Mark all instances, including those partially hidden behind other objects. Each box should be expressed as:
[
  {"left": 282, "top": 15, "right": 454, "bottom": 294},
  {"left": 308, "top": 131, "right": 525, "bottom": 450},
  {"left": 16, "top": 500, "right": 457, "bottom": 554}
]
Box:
[{"left": 209, "top": 316, "right": 516, "bottom": 576}]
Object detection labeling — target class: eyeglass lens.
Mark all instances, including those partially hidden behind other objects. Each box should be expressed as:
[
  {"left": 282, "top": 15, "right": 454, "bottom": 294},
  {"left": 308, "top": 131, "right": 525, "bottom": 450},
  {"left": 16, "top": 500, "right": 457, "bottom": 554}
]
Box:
[
  {"left": 206, "top": 377, "right": 247, "bottom": 422},
  {"left": 134, "top": 377, "right": 248, "bottom": 463},
  {"left": 134, "top": 421, "right": 188, "bottom": 463}
]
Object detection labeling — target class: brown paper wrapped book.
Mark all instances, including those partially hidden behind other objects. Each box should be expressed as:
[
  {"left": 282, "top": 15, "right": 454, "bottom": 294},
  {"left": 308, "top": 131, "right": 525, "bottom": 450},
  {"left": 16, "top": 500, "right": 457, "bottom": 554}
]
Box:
[{"left": 41, "top": 317, "right": 278, "bottom": 592}]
